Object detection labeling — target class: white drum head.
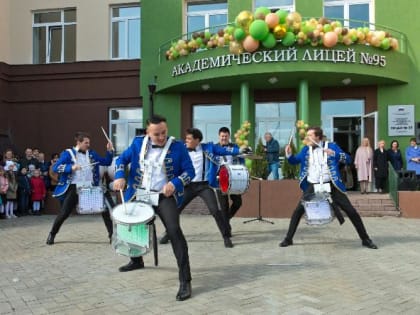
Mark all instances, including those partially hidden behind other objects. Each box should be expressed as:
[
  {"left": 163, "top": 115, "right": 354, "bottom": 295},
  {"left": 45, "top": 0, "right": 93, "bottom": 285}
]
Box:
[{"left": 112, "top": 202, "right": 154, "bottom": 224}]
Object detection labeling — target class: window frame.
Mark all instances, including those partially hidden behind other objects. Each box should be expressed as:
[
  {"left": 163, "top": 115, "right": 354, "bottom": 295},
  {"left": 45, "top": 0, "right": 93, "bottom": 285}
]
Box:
[
  {"left": 185, "top": 0, "right": 228, "bottom": 35},
  {"left": 32, "top": 8, "right": 76, "bottom": 64},
  {"left": 323, "top": 0, "right": 374, "bottom": 28},
  {"left": 254, "top": 0, "right": 295, "bottom": 12},
  {"left": 109, "top": 107, "right": 143, "bottom": 155},
  {"left": 110, "top": 4, "right": 141, "bottom": 60}
]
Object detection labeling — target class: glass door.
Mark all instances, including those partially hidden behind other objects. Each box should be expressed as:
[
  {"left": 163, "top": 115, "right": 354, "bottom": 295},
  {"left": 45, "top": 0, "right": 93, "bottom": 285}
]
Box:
[{"left": 361, "top": 111, "right": 378, "bottom": 149}]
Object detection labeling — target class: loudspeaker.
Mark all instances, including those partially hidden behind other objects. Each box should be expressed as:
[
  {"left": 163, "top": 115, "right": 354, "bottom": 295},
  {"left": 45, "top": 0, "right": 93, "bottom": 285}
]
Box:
[{"left": 397, "top": 170, "right": 418, "bottom": 191}]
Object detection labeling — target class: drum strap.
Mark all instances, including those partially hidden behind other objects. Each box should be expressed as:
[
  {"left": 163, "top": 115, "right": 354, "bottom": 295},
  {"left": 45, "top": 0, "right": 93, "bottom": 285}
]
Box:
[
  {"left": 139, "top": 135, "right": 174, "bottom": 193},
  {"left": 309, "top": 141, "right": 329, "bottom": 185}
]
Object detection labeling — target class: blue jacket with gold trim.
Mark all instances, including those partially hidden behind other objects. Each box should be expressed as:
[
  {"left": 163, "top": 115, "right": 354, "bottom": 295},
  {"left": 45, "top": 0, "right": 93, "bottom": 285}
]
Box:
[
  {"left": 52, "top": 148, "right": 114, "bottom": 199},
  {"left": 115, "top": 136, "right": 195, "bottom": 207},
  {"left": 200, "top": 142, "right": 240, "bottom": 188},
  {"left": 287, "top": 142, "right": 351, "bottom": 193}
]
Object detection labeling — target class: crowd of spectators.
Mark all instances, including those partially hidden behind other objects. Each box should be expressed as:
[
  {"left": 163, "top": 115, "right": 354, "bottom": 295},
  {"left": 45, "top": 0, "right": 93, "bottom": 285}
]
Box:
[{"left": 0, "top": 148, "right": 59, "bottom": 219}]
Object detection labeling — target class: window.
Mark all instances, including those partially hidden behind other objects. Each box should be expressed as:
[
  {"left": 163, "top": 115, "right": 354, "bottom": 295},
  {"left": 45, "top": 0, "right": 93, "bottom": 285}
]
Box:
[
  {"left": 111, "top": 5, "right": 141, "bottom": 59},
  {"left": 255, "top": 102, "right": 296, "bottom": 149},
  {"left": 110, "top": 108, "right": 143, "bottom": 154},
  {"left": 187, "top": 1, "right": 227, "bottom": 35},
  {"left": 193, "top": 105, "right": 231, "bottom": 143},
  {"left": 324, "top": 0, "right": 373, "bottom": 28},
  {"left": 321, "top": 99, "right": 364, "bottom": 144},
  {"left": 255, "top": 0, "right": 294, "bottom": 12},
  {"left": 33, "top": 9, "right": 76, "bottom": 64}
]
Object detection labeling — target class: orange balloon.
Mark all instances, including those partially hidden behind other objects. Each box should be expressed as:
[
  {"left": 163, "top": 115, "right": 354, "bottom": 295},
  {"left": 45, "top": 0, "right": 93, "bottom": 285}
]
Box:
[
  {"left": 242, "top": 35, "right": 259, "bottom": 52},
  {"left": 265, "top": 13, "right": 279, "bottom": 29},
  {"left": 323, "top": 31, "right": 338, "bottom": 48}
]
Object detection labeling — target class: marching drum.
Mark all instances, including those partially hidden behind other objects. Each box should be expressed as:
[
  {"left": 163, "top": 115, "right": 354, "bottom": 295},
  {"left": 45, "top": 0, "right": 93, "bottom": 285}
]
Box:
[
  {"left": 218, "top": 164, "right": 250, "bottom": 194},
  {"left": 301, "top": 192, "right": 334, "bottom": 225},
  {"left": 77, "top": 186, "right": 105, "bottom": 214},
  {"left": 111, "top": 202, "right": 155, "bottom": 257}
]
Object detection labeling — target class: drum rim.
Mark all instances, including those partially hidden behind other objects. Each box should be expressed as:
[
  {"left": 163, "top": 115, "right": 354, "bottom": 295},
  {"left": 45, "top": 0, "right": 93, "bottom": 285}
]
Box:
[{"left": 112, "top": 202, "right": 155, "bottom": 224}]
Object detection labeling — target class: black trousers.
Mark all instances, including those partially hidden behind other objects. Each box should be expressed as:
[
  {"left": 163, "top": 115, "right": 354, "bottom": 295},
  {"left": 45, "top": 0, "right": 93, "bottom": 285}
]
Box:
[
  {"left": 375, "top": 177, "right": 387, "bottom": 190},
  {"left": 132, "top": 195, "right": 191, "bottom": 283},
  {"left": 284, "top": 184, "right": 371, "bottom": 242},
  {"left": 49, "top": 184, "right": 113, "bottom": 238},
  {"left": 216, "top": 190, "right": 242, "bottom": 230},
  {"left": 178, "top": 182, "right": 230, "bottom": 238}
]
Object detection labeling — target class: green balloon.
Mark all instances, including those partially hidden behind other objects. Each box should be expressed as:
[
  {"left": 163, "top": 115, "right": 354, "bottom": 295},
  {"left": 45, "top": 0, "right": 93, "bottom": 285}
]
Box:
[
  {"left": 381, "top": 38, "right": 390, "bottom": 50},
  {"left": 255, "top": 6, "right": 270, "bottom": 19},
  {"left": 204, "top": 31, "right": 211, "bottom": 40},
  {"left": 275, "top": 9, "right": 288, "bottom": 24},
  {"left": 281, "top": 32, "right": 296, "bottom": 46},
  {"left": 262, "top": 33, "right": 276, "bottom": 48},
  {"left": 234, "top": 28, "right": 246, "bottom": 41},
  {"left": 249, "top": 20, "right": 269, "bottom": 41}
]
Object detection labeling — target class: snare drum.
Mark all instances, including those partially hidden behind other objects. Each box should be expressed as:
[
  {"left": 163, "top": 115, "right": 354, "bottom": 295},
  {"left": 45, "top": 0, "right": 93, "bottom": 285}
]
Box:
[
  {"left": 218, "top": 164, "right": 250, "bottom": 194},
  {"left": 301, "top": 193, "right": 334, "bottom": 225},
  {"left": 77, "top": 186, "right": 105, "bottom": 214},
  {"left": 111, "top": 202, "right": 155, "bottom": 257}
]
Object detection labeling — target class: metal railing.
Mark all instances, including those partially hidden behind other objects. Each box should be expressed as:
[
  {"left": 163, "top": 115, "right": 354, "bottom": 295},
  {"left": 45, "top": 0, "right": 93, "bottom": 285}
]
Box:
[
  {"left": 388, "top": 161, "right": 399, "bottom": 208},
  {"left": 158, "top": 17, "right": 407, "bottom": 64}
]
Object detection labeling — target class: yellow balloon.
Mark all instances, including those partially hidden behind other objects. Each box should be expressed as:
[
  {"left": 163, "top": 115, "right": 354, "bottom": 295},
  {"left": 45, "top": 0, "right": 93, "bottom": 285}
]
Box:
[
  {"left": 229, "top": 41, "right": 243, "bottom": 54},
  {"left": 273, "top": 25, "right": 287, "bottom": 39},
  {"left": 235, "top": 10, "right": 254, "bottom": 31},
  {"left": 286, "top": 12, "right": 302, "bottom": 32}
]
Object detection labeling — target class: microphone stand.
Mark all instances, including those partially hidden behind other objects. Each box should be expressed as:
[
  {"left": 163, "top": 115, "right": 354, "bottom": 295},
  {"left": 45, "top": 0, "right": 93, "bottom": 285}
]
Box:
[{"left": 243, "top": 176, "right": 274, "bottom": 224}]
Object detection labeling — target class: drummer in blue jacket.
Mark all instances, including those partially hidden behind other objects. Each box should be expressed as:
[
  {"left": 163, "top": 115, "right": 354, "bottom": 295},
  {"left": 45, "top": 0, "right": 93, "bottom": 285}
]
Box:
[
  {"left": 46, "top": 131, "right": 114, "bottom": 245},
  {"left": 113, "top": 115, "right": 195, "bottom": 302},
  {"left": 279, "top": 126, "right": 378, "bottom": 249},
  {"left": 159, "top": 127, "right": 249, "bottom": 248}
]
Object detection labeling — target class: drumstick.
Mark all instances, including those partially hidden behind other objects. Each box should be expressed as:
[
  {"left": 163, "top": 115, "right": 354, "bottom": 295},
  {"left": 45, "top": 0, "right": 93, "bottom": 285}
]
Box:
[
  {"left": 251, "top": 175, "right": 263, "bottom": 181},
  {"left": 288, "top": 126, "right": 296, "bottom": 147},
  {"left": 119, "top": 189, "right": 127, "bottom": 215},
  {"left": 101, "top": 126, "right": 112, "bottom": 143}
]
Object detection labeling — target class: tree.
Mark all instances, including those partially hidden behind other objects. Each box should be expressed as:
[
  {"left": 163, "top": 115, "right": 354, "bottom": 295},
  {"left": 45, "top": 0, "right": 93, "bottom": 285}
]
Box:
[
  {"left": 281, "top": 140, "right": 299, "bottom": 179},
  {"left": 248, "top": 137, "right": 269, "bottom": 179}
]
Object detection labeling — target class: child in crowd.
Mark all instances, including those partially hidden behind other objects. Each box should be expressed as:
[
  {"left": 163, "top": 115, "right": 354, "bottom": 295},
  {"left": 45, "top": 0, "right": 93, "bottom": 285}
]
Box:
[
  {"left": 5, "top": 161, "right": 18, "bottom": 218},
  {"left": 30, "top": 169, "right": 46, "bottom": 215},
  {"left": 38, "top": 152, "right": 50, "bottom": 190},
  {"left": 17, "top": 167, "right": 31, "bottom": 216},
  {"left": 0, "top": 166, "right": 8, "bottom": 218}
]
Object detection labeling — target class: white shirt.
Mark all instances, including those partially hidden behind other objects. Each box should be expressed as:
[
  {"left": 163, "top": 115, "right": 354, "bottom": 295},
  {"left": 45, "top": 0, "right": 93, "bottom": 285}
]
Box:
[
  {"left": 307, "top": 146, "right": 331, "bottom": 184},
  {"left": 190, "top": 145, "right": 204, "bottom": 182},
  {"left": 144, "top": 146, "right": 167, "bottom": 191},
  {"left": 71, "top": 150, "right": 93, "bottom": 186}
]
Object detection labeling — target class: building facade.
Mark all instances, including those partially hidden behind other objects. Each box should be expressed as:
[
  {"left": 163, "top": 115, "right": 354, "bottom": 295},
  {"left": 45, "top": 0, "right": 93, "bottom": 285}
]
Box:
[
  {"left": 141, "top": 0, "right": 419, "bottom": 162},
  {"left": 0, "top": 0, "right": 142, "bottom": 157},
  {"left": 1, "top": 0, "right": 420, "bottom": 164}
]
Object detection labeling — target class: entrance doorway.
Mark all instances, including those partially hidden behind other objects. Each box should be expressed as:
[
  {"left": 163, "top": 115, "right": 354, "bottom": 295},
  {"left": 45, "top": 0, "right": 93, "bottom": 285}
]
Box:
[{"left": 330, "top": 116, "right": 361, "bottom": 155}]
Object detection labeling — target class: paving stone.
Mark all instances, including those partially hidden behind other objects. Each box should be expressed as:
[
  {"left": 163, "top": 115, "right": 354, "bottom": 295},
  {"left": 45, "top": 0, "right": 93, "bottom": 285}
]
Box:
[{"left": 1, "top": 215, "right": 420, "bottom": 314}]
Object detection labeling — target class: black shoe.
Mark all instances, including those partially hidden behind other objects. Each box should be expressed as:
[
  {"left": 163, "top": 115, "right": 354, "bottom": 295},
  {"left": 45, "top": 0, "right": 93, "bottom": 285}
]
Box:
[
  {"left": 159, "top": 232, "right": 170, "bottom": 244},
  {"left": 118, "top": 260, "right": 145, "bottom": 272},
  {"left": 46, "top": 233, "right": 55, "bottom": 245},
  {"left": 362, "top": 239, "right": 378, "bottom": 249},
  {"left": 224, "top": 237, "right": 234, "bottom": 248},
  {"left": 279, "top": 238, "right": 293, "bottom": 247},
  {"left": 176, "top": 281, "right": 192, "bottom": 301}
]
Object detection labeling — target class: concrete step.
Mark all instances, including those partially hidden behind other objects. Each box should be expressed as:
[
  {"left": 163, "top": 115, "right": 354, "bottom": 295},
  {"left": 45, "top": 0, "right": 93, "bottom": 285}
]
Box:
[{"left": 347, "top": 191, "right": 400, "bottom": 217}]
